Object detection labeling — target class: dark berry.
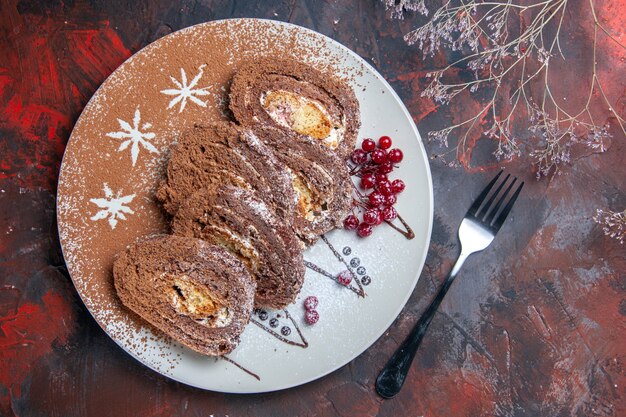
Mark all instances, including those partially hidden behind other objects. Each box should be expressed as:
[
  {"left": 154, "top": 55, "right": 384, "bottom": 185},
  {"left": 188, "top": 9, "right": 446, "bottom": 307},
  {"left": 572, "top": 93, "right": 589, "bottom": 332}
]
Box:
[
  {"left": 357, "top": 266, "right": 366, "bottom": 275},
  {"left": 385, "top": 194, "right": 397, "bottom": 206},
  {"left": 363, "top": 208, "right": 380, "bottom": 225},
  {"left": 379, "top": 136, "right": 392, "bottom": 149},
  {"left": 281, "top": 326, "right": 291, "bottom": 336},
  {"left": 368, "top": 191, "right": 385, "bottom": 207},
  {"left": 342, "top": 246, "right": 352, "bottom": 256},
  {"left": 337, "top": 270, "right": 353, "bottom": 285},
  {"left": 269, "top": 318, "right": 279, "bottom": 328},
  {"left": 388, "top": 148, "right": 404, "bottom": 163},
  {"left": 392, "top": 179, "right": 406, "bottom": 194},
  {"left": 361, "top": 275, "right": 372, "bottom": 285},
  {"left": 351, "top": 149, "right": 368, "bottom": 165},
  {"left": 258, "top": 310, "right": 268, "bottom": 320},
  {"left": 378, "top": 162, "right": 394, "bottom": 174},
  {"left": 360, "top": 173, "right": 376, "bottom": 189},
  {"left": 371, "top": 149, "right": 387, "bottom": 164},
  {"left": 350, "top": 257, "right": 360, "bottom": 267},
  {"left": 378, "top": 180, "right": 393, "bottom": 196},
  {"left": 304, "top": 296, "right": 319, "bottom": 310},
  {"left": 357, "top": 223, "right": 373, "bottom": 237},
  {"left": 382, "top": 205, "right": 397, "bottom": 221},
  {"left": 343, "top": 214, "right": 359, "bottom": 230},
  {"left": 375, "top": 173, "right": 388, "bottom": 184},
  {"left": 361, "top": 139, "right": 376, "bottom": 152},
  {"left": 305, "top": 309, "right": 319, "bottom": 325}
]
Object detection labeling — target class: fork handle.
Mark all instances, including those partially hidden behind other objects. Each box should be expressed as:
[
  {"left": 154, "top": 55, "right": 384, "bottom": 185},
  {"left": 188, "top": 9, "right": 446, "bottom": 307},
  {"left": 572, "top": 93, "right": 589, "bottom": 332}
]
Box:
[{"left": 375, "top": 252, "right": 470, "bottom": 399}]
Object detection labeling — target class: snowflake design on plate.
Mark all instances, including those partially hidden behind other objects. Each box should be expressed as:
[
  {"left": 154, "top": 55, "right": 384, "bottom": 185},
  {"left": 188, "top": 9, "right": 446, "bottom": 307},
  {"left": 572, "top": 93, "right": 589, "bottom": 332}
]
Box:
[
  {"left": 89, "top": 183, "right": 135, "bottom": 229},
  {"left": 106, "top": 107, "right": 158, "bottom": 166},
  {"left": 160, "top": 65, "right": 211, "bottom": 112}
]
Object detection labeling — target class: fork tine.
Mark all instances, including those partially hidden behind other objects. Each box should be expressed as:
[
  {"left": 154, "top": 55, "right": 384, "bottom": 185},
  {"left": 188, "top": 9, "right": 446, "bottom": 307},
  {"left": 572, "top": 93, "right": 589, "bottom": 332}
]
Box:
[
  {"left": 485, "top": 176, "right": 516, "bottom": 225},
  {"left": 479, "top": 173, "right": 511, "bottom": 219},
  {"left": 467, "top": 170, "right": 503, "bottom": 217},
  {"left": 492, "top": 181, "right": 524, "bottom": 231}
]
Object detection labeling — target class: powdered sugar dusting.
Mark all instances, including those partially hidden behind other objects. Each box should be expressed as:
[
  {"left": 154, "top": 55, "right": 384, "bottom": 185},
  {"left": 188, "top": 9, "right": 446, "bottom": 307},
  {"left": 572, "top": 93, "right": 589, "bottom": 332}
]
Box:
[
  {"left": 243, "top": 130, "right": 264, "bottom": 151},
  {"left": 230, "top": 187, "right": 275, "bottom": 225},
  {"left": 89, "top": 183, "right": 136, "bottom": 229},
  {"left": 160, "top": 65, "right": 213, "bottom": 112},
  {"left": 106, "top": 107, "right": 159, "bottom": 166}
]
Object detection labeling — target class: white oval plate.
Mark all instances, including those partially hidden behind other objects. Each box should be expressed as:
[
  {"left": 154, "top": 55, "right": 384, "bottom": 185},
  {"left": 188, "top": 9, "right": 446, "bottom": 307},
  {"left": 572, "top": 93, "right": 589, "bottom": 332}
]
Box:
[{"left": 57, "top": 18, "right": 433, "bottom": 393}]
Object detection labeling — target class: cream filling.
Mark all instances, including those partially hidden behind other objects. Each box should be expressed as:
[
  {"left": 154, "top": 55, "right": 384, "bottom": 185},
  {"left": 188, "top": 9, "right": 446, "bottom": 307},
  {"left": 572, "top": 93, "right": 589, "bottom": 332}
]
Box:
[
  {"left": 260, "top": 90, "right": 344, "bottom": 149},
  {"left": 201, "top": 223, "right": 260, "bottom": 272},
  {"left": 195, "top": 309, "right": 231, "bottom": 327},
  {"left": 167, "top": 274, "right": 232, "bottom": 328},
  {"left": 285, "top": 167, "right": 326, "bottom": 222}
]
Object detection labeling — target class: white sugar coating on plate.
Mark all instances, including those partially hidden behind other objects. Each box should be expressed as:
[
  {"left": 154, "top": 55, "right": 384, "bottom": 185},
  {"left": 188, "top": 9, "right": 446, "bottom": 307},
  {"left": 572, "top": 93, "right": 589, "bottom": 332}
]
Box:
[{"left": 57, "top": 18, "right": 433, "bottom": 393}]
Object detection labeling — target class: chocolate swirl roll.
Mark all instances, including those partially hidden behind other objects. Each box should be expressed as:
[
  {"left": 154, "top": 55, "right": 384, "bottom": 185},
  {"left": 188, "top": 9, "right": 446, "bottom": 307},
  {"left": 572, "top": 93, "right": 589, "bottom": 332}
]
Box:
[
  {"left": 249, "top": 125, "right": 353, "bottom": 245},
  {"left": 172, "top": 185, "right": 305, "bottom": 309},
  {"left": 156, "top": 122, "right": 296, "bottom": 223},
  {"left": 229, "top": 58, "right": 360, "bottom": 159},
  {"left": 113, "top": 235, "right": 256, "bottom": 356}
]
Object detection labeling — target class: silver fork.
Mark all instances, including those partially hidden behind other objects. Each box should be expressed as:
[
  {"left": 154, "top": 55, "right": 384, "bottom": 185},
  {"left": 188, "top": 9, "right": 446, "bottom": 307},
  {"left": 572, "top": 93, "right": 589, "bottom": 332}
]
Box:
[{"left": 375, "top": 170, "right": 524, "bottom": 399}]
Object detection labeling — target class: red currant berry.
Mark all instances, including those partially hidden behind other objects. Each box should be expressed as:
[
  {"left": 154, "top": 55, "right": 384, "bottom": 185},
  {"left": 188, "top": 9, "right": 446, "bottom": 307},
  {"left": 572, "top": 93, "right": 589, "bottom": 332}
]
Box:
[
  {"left": 388, "top": 148, "right": 404, "bottom": 163},
  {"left": 337, "top": 270, "right": 353, "bottom": 285},
  {"left": 343, "top": 214, "right": 359, "bottom": 230},
  {"left": 357, "top": 222, "right": 373, "bottom": 238},
  {"left": 378, "top": 180, "right": 393, "bottom": 196},
  {"left": 304, "top": 296, "right": 318, "bottom": 310},
  {"left": 305, "top": 309, "right": 319, "bottom": 325},
  {"left": 392, "top": 179, "right": 406, "bottom": 194},
  {"left": 351, "top": 149, "right": 368, "bottom": 165},
  {"left": 371, "top": 149, "right": 387, "bottom": 164},
  {"left": 375, "top": 173, "right": 388, "bottom": 184},
  {"left": 385, "top": 194, "right": 397, "bottom": 206},
  {"left": 378, "top": 136, "right": 392, "bottom": 149},
  {"left": 373, "top": 211, "right": 383, "bottom": 225},
  {"left": 363, "top": 208, "right": 380, "bottom": 225},
  {"left": 378, "top": 162, "right": 394, "bottom": 174},
  {"left": 382, "top": 206, "right": 397, "bottom": 221},
  {"left": 360, "top": 173, "right": 376, "bottom": 189},
  {"left": 368, "top": 191, "right": 385, "bottom": 207},
  {"left": 361, "top": 139, "right": 376, "bottom": 152}
]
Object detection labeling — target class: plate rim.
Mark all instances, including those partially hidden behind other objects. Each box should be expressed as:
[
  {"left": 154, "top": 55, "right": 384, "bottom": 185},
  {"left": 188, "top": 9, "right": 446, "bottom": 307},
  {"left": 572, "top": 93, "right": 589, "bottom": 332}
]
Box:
[{"left": 56, "top": 17, "right": 434, "bottom": 393}]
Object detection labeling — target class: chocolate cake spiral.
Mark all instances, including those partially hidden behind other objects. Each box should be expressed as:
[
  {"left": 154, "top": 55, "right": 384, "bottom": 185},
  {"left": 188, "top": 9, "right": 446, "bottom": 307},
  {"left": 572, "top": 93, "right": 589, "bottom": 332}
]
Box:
[{"left": 113, "top": 235, "right": 256, "bottom": 356}]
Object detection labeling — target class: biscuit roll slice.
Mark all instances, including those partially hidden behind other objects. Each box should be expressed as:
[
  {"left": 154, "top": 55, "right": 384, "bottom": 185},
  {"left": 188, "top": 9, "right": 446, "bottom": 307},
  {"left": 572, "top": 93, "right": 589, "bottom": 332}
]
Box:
[
  {"left": 229, "top": 58, "right": 360, "bottom": 159},
  {"left": 172, "top": 186, "right": 305, "bottom": 309},
  {"left": 156, "top": 122, "right": 295, "bottom": 222},
  {"left": 251, "top": 126, "right": 352, "bottom": 245},
  {"left": 113, "top": 235, "right": 256, "bottom": 356}
]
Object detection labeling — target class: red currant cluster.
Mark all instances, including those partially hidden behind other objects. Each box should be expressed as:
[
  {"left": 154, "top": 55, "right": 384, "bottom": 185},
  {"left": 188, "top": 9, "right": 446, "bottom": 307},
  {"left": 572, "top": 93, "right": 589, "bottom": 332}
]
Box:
[
  {"left": 344, "top": 136, "right": 405, "bottom": 238},
  {"left": 303, "top": 296, "right": 319, "bottom": 325}
]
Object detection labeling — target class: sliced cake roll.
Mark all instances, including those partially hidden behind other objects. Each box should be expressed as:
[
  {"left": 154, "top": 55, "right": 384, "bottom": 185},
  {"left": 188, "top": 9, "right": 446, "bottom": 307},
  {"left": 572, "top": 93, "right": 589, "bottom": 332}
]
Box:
[
  {"left": 156, "top": 122, "right": 296, "bottom": 222},
  {"left": 113, "top": 235, "right": 256, "bottom": 356},
  {"left": 171, "top": 185, "right": 305, "bottom": 309},
  {"left": 249, "top": 125, "right": 353, "bottom": 244},
  {"left": 229, "top": 58, "right": 360, "bottom": 159}
]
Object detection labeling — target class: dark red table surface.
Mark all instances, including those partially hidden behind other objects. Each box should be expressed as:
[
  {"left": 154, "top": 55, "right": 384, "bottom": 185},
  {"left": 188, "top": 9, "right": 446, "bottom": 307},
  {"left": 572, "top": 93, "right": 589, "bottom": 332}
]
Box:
[{"left": 1, "top": 1, "right": 624, "bottom": 416}]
